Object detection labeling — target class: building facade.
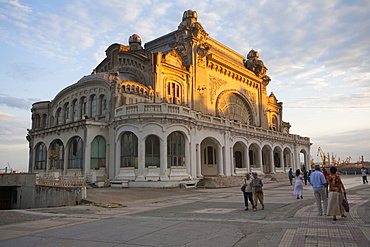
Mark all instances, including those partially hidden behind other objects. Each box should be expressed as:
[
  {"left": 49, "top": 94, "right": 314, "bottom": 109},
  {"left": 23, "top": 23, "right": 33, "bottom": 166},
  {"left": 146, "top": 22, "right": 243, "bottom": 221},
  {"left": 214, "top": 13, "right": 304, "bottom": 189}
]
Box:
[{"left": 27, "top": 10, "right": 311, "bottom": 187}]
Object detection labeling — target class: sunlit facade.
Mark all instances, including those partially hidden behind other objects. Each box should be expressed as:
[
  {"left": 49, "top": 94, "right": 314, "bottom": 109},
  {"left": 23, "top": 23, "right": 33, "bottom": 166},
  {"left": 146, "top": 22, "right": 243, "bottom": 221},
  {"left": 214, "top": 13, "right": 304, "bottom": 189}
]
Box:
[{"left": 27, "top": 10, "right": 311, "bottom": 187}]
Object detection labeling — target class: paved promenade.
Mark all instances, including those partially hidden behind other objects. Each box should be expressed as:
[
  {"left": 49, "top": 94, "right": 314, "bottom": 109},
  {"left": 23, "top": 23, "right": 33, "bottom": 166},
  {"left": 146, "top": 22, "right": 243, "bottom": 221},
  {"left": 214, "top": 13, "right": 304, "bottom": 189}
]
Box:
[{"left": 0, "top": 175, "right": 369, "bottom": 246}]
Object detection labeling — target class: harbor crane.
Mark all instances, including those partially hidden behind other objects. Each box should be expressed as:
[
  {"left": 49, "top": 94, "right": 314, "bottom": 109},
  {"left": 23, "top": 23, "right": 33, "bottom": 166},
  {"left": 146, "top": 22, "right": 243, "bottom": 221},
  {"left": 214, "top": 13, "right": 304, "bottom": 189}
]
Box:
[{"left": 317, "top": 147, "right": 328, "bottom": 166}]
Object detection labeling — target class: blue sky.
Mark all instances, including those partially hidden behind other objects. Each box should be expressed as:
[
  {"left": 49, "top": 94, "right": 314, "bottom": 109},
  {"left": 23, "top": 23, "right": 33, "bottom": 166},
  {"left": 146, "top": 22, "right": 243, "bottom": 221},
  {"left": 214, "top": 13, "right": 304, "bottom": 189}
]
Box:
[{"left": 1, "top": 0, "right": 370, "bottom": 171}]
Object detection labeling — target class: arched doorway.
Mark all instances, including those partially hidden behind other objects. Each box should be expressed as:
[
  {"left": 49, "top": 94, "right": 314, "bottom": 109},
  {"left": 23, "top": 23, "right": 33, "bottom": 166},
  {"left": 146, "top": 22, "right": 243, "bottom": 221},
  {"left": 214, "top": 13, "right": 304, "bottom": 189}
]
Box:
[
  {"left": 233, "top": 141, "right": 248, "bottom": 175},
  {"left": 201, "top": 138, "right": 220, "bottom": 177}
]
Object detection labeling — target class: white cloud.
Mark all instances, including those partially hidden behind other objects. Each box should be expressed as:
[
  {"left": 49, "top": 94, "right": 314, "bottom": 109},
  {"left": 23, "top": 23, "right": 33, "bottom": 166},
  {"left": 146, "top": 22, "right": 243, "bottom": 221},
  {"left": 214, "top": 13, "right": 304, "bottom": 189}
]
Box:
[{"left": 0, "top": 111, "right": 17, "bottom": 122}]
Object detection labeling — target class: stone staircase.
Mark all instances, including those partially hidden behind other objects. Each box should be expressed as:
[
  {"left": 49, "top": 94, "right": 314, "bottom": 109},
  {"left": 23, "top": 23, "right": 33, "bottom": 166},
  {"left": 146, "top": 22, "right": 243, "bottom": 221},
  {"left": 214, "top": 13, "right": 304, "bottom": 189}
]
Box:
[{"left": 197, "top": 173, "right": 289, "bottom": 188}]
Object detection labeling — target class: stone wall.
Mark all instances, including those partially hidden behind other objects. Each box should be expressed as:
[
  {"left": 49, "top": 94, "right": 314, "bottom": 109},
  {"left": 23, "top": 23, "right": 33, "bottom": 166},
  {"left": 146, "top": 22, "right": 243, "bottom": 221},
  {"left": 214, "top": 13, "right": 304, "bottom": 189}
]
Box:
[
  {"left": 34, "top": 185, "right": 85, "bottom": 208},
  {"left": 0, "top": 173, "right": 85, "bottom": 209}
]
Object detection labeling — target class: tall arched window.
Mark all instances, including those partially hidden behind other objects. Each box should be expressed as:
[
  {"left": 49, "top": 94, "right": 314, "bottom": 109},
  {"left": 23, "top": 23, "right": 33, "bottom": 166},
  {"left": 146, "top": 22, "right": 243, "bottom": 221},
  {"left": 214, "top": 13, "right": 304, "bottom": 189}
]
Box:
[
  {"left": 167, "top": 131, "right": 185, "bottom": 167},
  {"left": 72, "top": 99, "right": 78, "bottom": 121},
  {"left": 235, "top": 151, "right": 242, "bottom": 168},
  {"left": 91, "top": 136, "right": 106, "bottom": 169},
  {"left": 33, "top": 114, "right": 41, "bottom": 129},
  {"left": 56, "top": 108, "right": 62, "bottom": 125},
  {"left": 64, "top": 102, "right": 70, "bottom": 123},
  {"left": 50, "top": 139, "right": 64, "bottom": 169},
  {"left": 35, "top": 142, "right": 47, "bottom": 170},
  {"left": 91, "top": 95, "right": 97, "bottom": 117},
  {"left": 145, "top": 135, "right": 160, "bottom": 167},
  {"left": 217, "top": 92, "right": 254, "bottom": 124},
  {"left": 68, "top": 137, "right": 84, "bottom": 169},
  {"left": 271, "top": 115, "right": 278, "bottom": 131},
  {"left": 81, "top": 97, "right": 87, "bottom": 118},
  {"left": 167, "top": 82, "right": 181, "bottom": 104},
  {"left": 100, "top": 95, "right": 107, "bottom": 115},
  {"left": 204, "top": 146, "right": 216, "bottom": 165},
  {"left": 121, "top": 132, "right": 138, "bottom": 168},
  {"left": 41, "top": 114, "right": 47, "bottom": 128}
]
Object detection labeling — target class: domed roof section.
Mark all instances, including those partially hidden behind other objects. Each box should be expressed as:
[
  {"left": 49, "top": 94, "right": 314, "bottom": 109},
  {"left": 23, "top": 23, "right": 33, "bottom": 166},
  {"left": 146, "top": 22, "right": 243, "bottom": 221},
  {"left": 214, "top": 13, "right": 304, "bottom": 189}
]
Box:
[
  {"left": 77, "top": 72, "right": 111, "bottom": 84},
  {"left": 117, "top": 72, "right": 140, "bottom": 83},
  {"left": 76, "top": 72, "right": 140, "bottom": 84},
  {"left": 129, "top": 34, "right": 143, "bottom": 52}
]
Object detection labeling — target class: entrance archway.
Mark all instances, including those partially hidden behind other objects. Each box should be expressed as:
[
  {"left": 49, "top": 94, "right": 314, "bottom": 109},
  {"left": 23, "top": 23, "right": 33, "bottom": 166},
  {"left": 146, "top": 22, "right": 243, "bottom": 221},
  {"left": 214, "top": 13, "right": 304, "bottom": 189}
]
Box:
[{"left": 200, "top": 138, "right": 220, "bottom": 177}]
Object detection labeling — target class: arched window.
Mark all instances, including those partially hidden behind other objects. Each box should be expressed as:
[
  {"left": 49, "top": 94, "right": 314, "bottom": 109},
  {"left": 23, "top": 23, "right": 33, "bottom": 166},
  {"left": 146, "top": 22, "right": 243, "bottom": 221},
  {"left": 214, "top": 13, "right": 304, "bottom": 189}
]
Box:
[
  {"left": 72, "top": 99, "right": 78, "bottom": 121},
  {"left": 121, "top": 132, "right": 138, "bottom": 168},
  {"left": 271, "top": 115, "right": 278, "bottom": 131},
  {"left": 91, "top": 95, "right": 97, "bottom": 117},
  {"left": 100, "top": 95, "right": 107, "bottom": 115},
  {"left": 167, "top": 131, "right": 185, "bottom": 167},
  {"left": 145, "top": 135, "right": 160, "bottom": 167},
  {"left": 35, "top": 142, "right": 47, "bottom": 170},
  {"left": 81, "top": 97, "right": 87, "bottom": 118},
  {"left": 203, "top": 146, "right": 216, "bottom": 165},
  {"left": 249, "top": 149, "right": 257, "bottom": 168},
  {"left": 235, "top": 151, "right": 242, "bottom": 168},
  {"left": 91, "top": 136, "right": 106, "bottom": 169},
  {"left": 50, "top": 139, "right": 64, "bottom": 169},
  {"left": 274, "top": 152, "right": 281, "bottom": 167},
  {"left": 56, "top": 108, "right": 62, "bottom": 125},
  {"left": 68, "top": 137, "right": 84, "bottom": 169},
  {"left": 64, "top": 102, "right": 70, "bottom": 123},
  {"left": 167, "top": 82, "right": 181, "bottom": 104},
  {"left": 34, "top": 114, "right": 40, "bottom": 129},
  {"left": 217, "top": 93, "right": 254, "bottom": 124},
  {"left": 41, "top": 114, "right": 47, "bottom": 128}
]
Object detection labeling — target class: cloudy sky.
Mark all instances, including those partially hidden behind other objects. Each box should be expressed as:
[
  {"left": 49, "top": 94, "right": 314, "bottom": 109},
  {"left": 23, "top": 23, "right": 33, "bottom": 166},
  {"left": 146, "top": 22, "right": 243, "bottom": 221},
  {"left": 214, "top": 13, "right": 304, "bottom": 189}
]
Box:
[{"left": 1, "top": 0, "right": 369, "bottom": 171}]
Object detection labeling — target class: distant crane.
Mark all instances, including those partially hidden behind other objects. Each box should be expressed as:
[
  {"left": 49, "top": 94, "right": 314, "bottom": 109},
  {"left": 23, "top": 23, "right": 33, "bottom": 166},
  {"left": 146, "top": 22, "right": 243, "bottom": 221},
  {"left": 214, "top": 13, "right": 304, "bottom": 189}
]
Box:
[
  {"left": 317, "top": 147, "right": 328, "bottom": 166},
  {"left": 331, "top": 153, "right": 340, "bottom": 166},
  {"left": 342, "top": 156, "right": 352, "bottom": 166}
]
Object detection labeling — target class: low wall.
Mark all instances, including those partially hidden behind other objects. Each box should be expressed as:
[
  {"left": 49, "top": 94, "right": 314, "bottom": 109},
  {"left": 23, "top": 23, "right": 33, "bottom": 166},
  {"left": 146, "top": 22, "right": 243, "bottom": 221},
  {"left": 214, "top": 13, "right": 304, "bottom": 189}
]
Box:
[
  {"left": 34, "top": 185, "right": 85, "bottom": 208},
  {"left": 0, "top": 173, "right": 85, "bottom": 209}
]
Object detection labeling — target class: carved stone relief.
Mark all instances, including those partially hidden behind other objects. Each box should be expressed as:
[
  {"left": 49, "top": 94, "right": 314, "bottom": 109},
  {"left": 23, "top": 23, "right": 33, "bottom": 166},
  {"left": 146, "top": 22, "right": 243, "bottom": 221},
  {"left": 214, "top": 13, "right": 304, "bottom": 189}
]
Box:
[{"left": 209, "top": 75, "right": 227, "bottom": 104}]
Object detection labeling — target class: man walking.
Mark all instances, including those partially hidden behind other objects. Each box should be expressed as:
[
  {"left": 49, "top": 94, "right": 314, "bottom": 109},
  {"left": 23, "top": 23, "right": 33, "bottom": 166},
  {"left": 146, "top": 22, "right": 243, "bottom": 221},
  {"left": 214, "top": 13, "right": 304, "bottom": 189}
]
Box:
[
  {"left": 288, "top": 168, "right": 294, "bottom": 185},
  {"left": 361, "top": 167, "right": 368, "bottom": 184},
  {"left": 310, "top": 165, "right": 328, "bottom": 216}
]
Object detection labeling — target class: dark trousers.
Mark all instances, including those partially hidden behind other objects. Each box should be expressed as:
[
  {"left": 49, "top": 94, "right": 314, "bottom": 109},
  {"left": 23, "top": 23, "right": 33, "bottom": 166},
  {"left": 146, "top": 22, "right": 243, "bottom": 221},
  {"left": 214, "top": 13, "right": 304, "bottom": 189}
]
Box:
[
  {"left": 363, "top": 176, "right": 368, "bottom": 184},
  {"left": 243, "top": 192, "right": 254, "bottom": 207}
]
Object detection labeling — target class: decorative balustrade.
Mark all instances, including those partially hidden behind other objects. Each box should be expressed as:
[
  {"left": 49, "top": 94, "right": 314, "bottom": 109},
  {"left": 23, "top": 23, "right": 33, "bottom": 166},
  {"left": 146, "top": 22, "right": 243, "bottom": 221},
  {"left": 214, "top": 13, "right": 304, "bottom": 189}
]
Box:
[{"left": 115, "top": 103, "right": 310, "bottom": 143}]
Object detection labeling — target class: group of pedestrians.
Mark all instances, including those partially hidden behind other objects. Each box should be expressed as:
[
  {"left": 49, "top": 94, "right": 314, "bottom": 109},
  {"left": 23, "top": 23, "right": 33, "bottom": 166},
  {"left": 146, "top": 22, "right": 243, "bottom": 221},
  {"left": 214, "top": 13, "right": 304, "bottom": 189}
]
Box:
[
  {"left": 242, "top": 165, "right": 349, "bottom": 221},
  {"left": 241, "top": 172, "right": 264, "bottom": 211},
  {"left": 310, "top": 165, "right": 347, "bottom": 220}
]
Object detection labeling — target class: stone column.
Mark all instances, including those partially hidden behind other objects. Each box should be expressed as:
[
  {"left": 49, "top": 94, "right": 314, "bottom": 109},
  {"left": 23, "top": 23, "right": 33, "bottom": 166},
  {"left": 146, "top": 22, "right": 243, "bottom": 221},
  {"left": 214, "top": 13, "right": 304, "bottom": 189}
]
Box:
[
  {"left": 217, "top": 145, "right": 224, "bottom": 176},
  {"left": 244, "top": 146, "right": 250, "bottom": 172},
  {"left": 136, "top": 138, "right": 146, "bottom": 181},
  {"left": 160, "top": 138, "right": 169, "bottom": 180},
  {"left": 257, "top": 148, "right": 262, "bottom": 171},
  {"left": 269, "top": 150, "right": 274, "bottom": 174},
  {"left": 230, "top": 146, "right": 235, "bottom": 176},
  {"left": 196, "top": 143, "right": 202, "bottom": 178}
]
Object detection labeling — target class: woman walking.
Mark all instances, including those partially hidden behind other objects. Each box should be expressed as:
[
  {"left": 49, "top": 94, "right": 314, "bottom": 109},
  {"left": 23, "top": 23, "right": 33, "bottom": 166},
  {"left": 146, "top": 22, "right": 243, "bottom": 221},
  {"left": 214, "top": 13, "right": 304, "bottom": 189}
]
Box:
[
  {"left": 241, "top": 173, "right": 254, "bottom": 210},
  {"left": 251, "top": 172, "right": 264, "bottom": 211},
  {"left": 327, "top": 166, "right": 347, "bottom": 221},
  {"left": 293, "top": 169, "right": 304, "bottom": 199}
]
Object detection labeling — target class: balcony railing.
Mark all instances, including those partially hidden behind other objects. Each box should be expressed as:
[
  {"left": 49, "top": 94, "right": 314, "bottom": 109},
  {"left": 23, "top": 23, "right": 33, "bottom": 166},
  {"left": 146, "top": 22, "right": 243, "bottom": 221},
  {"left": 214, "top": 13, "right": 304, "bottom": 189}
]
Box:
[{"left": 115, "top": 103, "right": 310, "bottom": 143}]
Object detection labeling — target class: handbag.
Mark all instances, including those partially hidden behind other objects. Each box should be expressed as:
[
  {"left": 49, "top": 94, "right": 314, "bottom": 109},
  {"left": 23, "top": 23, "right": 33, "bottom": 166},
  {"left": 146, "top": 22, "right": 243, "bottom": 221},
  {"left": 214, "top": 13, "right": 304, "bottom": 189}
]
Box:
[
  {"left": 241, "top": 185, "right": 246, "bottom": 192},
  {"left": 342, "top": 194, "right": 349, "bottom": 212},
  {"left": 255, "top": 186, "right": 263, "bottom": 193}
]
